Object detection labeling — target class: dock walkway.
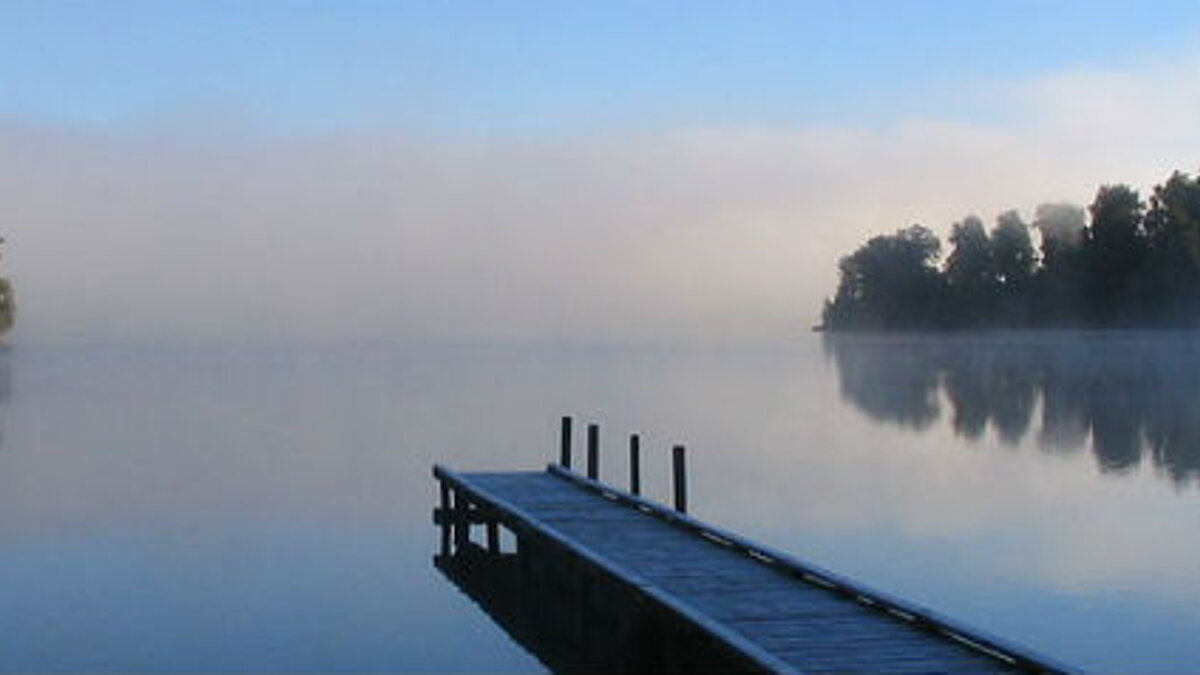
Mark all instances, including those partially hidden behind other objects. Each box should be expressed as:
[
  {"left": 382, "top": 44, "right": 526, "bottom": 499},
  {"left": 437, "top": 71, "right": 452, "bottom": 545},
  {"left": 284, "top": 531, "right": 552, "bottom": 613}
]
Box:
[{"left": 434, "top": 461, "right": 1071, "bottom": 673}]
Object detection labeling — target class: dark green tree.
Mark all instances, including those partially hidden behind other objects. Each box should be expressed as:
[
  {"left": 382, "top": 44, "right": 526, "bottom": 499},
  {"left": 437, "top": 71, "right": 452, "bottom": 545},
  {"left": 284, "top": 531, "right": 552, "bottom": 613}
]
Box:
[
  {"left": 823, "top": 225, "right": 944, "bottom": 330},
  {"left": 1083, "top": 184, "right": 1146, "bottom": 323},
  {"left": 991, "top": 210, "right": 1036, "bottom": 323},
  {"left": 1033, "top": 202, "right": 1085, "bottom": 268},
  {"left": 991, "top": 210, "right": 1036, "bottom": 289},
  {"left": 943, "top": 215, "right": 994, "bottom": 325},
  {"left": 1141, "top": 170, "right": 1200, "bottom": 322},
  {"left": 1031, "top": 202, "right": 1086, "bottom": 324}
]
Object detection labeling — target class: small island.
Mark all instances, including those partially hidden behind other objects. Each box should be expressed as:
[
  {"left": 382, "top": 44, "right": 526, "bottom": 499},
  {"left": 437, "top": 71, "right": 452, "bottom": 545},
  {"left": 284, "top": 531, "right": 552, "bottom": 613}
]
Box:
[{"left": 821, "top": 168, "right": 1200, "bottom": 331}]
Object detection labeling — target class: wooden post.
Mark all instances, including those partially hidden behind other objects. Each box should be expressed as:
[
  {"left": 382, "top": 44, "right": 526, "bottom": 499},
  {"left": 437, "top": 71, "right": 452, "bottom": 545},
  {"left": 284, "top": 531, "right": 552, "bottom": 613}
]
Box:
[
  {"left": 453, "top": 490, "right": 469, "bottom": 551},
  {"left": 672, "top": 445, "right": 687, "bottom": 514},
  {"left": 629, "top": 434, "right": 641, "bottom": 496},
  {"left": 487, "top": 521, "right": 500, "bottom": 554},
  {"left": 560, "top": 416, "right": 573, "bottom": 468},
  {"left": 587, "top": 424, "right": 600, "bottom": 480},
  {"left": 439, "top": 480, "right": 451, "bottom": 556}
]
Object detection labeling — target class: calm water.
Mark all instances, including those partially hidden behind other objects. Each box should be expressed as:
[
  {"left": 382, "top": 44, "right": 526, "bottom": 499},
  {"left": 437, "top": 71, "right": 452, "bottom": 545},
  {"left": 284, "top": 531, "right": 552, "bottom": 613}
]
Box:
[{"left": 1, "top": 334, "right": 1198, "bottom": 672}]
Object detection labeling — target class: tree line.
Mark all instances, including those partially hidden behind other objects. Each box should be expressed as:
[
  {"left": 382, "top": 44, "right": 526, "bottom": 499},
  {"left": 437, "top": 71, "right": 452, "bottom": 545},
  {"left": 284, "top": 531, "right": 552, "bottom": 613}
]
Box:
[{"left": 821, "top": 168, "right": 1200, "bottom": 330}]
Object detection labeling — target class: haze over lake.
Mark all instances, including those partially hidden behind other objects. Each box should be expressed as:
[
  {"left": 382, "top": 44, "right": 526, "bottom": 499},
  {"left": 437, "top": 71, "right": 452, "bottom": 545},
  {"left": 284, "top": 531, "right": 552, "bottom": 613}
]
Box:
[
  {"left": 1, "top": 334, "right": 1198, "bottom": 672},
  {"left": 5, "top": 3, "right": 1200, "bottom": 672}
]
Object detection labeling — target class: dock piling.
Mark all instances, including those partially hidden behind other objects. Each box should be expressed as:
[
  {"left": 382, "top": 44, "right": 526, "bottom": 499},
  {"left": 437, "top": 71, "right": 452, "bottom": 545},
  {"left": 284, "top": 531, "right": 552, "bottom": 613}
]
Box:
[
  {"left": 629, "top": 434, "right": 641, "bottom": 496},
  {"left": 587, "top": 424, "right": 600, "bottom": 480},
  {"left": 672, "top": 445, "right": 687, "bottom": 514},
  {"left": 560, "top": 416, "right": 573, "bottom": 468},
  {"left": 453, "top": 489, "right": 469, "bottom": 550},
  {"left": 439, "top": 481, "right": 452, "bottom": 556},
  {"left": 487, "top": 521, "right": 500, "bottom": 554}
]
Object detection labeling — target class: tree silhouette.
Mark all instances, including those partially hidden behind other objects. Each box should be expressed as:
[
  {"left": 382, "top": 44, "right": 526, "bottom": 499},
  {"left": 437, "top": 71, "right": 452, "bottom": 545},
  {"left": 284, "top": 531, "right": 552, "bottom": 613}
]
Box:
[
  {"left": 1031, "top": 203, "right": 1086, "bottom": 325},
  {"left": 1083, "top": 184, "right": 1146, "bottom": 323},
  {"left": 991, "top": 210, "right": 1036, "bottom": 324},
  {"left": 1141, "top": 171, "right": 1200, "bottom": 323},
  {"left": 824, "top": 225, "right": 943, "bottom": 330},
  {"left": 944, "top": 216, "right": 995, "bottom": 325},
  {"left": 821, "top": 168, "right": 1200, "bottom": 331}
]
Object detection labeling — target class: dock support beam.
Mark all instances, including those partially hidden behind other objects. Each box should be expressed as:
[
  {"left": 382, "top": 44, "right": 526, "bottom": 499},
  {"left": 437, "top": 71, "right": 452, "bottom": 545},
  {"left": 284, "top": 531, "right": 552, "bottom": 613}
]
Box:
[
  {"left": 560, "top": 416, "right": 573, "bottom": 469},
  {"left": 672, "top": 445, "right": 687, "bottom": 514},
  {"left": 587, "top": 424, "right": 600, "bottom": 480},
  {"left": 629, "top": 434, "right": 641, "bottom": 496},
  {"left": 440, "top": 481, "right": 452, "bottom": 556},
  {"left": 453, "top": 490, "right": 470, "bottom": 550},
  {"left": 487, "top": 521, "right": 500, "bottom": 554}
]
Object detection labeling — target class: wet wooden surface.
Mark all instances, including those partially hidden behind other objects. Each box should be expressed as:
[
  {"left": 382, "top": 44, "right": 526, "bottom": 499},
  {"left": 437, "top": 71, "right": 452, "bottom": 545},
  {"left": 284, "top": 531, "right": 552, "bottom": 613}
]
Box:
[{"left": 444, "top": 468, "right": 1056, "bottom": 674}]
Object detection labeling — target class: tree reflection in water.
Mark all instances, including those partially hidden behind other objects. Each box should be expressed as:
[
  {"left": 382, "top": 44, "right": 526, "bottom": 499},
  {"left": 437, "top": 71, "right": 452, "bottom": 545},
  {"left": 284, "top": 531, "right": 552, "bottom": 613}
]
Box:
[{"left": 824, "top": 333, "right": 1200, "bottom": 485}]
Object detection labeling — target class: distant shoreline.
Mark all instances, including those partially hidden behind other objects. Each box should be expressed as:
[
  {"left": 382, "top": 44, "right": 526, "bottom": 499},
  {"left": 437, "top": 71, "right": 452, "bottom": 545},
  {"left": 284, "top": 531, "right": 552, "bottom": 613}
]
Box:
[
  {"left": 820, "top": 169, "right": 1200, "bottom": 334},
  {"left": 814, "top": 326, "right": 1200, "bottom": 342}
]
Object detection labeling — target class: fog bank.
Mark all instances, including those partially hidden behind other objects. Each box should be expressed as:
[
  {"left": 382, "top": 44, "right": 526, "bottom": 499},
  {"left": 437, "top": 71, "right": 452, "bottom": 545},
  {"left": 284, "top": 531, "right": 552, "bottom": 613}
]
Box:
[{"left": 3, "top": 54, "right": 1200, "bottom": 343}]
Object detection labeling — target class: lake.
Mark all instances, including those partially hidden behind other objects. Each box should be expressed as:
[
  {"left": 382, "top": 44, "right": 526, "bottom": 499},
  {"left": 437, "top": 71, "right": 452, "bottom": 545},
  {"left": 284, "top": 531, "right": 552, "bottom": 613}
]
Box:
[{"left": 1, "top": 334, "right": 1198, "bottom": 672}]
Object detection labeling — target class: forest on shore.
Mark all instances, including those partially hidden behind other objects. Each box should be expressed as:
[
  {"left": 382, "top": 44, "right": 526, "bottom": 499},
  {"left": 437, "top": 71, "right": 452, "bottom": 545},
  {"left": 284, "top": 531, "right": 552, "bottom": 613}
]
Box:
[{"left": 821, "top": 168, "right": 1200, "bottom": 331}]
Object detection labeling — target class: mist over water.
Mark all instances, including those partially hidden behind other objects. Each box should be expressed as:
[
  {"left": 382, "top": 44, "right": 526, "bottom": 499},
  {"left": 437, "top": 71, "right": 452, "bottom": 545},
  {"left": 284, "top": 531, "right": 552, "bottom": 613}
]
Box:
[
  {"left": 6, "top": 6, "right": 1200, "bottom": 672},
  {"left": 0, "top": 335, "right": 1197, "bottom": 672},
  {"left": 4, "top": 106, "right": 1199, "bottom": 345}
]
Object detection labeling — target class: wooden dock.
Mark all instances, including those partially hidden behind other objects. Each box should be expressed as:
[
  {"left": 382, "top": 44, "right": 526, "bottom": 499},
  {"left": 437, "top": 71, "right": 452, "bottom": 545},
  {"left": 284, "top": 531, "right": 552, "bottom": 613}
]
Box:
[{"left": 433, "top": 421, "right": 1073, "bottom": 673}]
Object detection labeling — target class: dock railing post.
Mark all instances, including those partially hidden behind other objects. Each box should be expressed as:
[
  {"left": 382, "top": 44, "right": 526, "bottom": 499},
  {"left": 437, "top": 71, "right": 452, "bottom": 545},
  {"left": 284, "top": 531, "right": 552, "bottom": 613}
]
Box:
[
  {"left": 560, "top": 416, "right": 573, "bottom": 468},
  {"left": 486, "top": 521, "right": 500, "bottom": 554},
  {"left": 439, "top": 480, "right": 451, "bottom": 556},
  {"left": 587, "top": 424, "right": 599, "bottom": 480},
  {"left": 672, "top": 445, "right": 687, "bottom": 514},
  {"left": 453, "top": 489, "right": 470, "bottom": 551},
  {"left": 629, "top": 434, "right": 641, "bottom": 496}
]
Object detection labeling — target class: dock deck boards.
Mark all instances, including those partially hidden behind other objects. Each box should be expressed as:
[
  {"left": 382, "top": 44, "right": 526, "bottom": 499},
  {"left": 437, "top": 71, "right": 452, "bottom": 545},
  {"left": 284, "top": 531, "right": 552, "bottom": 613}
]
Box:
[{"left": 439, "top": 466, "right": 1064, "bottom": 674}]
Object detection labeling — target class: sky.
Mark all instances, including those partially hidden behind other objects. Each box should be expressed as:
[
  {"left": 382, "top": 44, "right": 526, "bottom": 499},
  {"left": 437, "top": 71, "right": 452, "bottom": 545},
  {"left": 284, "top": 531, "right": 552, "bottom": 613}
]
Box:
[{"left": 3, "top": 1, "right": 1200, "bottom": 342}]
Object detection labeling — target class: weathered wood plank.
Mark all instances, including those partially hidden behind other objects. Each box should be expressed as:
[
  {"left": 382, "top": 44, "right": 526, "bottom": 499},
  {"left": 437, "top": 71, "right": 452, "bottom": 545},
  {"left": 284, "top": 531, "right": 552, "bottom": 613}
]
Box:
[
  {"left": 434, "top": 465, "right": 799, "bottom": 674},
  {"left": 435, "top": 465, "right": 1072, "bottom": 674}
]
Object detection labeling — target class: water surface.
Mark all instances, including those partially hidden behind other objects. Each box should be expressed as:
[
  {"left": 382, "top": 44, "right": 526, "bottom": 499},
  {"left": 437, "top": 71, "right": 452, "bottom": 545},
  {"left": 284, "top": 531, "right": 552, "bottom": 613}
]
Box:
[{"left": 0, "top": 335, "right": 1197, "bottom": 672}]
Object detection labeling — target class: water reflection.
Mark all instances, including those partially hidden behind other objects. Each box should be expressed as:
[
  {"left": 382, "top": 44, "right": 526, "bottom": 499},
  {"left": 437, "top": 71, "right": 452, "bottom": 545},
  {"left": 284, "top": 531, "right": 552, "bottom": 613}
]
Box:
[
  {"left": 2, "top": 340, "right": 1196, "bottom": 672},
  {"left": 825, "top": 332, "right": 1200, "bottom": 485},
  {"left": 434, "top": 539, "right": 748, "bottom": 673}
]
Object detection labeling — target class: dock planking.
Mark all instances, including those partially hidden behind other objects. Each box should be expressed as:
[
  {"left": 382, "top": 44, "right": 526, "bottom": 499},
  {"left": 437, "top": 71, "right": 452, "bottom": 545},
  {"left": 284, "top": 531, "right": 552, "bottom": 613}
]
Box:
[{"left": 433, "top": 421, "right": 1073, "bottom": 674}]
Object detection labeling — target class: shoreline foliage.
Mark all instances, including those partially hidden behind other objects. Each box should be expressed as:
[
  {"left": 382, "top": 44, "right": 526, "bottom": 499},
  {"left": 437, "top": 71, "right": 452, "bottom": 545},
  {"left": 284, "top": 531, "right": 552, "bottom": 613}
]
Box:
[{"left": 821, "top": 168, "right": 1200, "bottom": 331}]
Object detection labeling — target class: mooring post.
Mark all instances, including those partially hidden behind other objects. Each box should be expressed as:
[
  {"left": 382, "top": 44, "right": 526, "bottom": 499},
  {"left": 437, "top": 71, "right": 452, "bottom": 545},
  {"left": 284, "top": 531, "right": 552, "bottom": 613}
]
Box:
[
  {"left": 629, "top": 434, "right": 641, "bottom": 496},
  {"left": 672, "top": 444, "right": 687, "bottom": 514},
  {"left": 560, "top": 416, "right": 573, "bottom": 468},
  {"left": 587, "top": 424, "right": 599, "bottom": 480}
]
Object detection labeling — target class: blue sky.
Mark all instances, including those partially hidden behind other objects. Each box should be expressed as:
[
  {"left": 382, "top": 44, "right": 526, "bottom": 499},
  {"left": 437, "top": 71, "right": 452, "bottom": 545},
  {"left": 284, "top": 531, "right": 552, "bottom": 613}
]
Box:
[{"left": 5, "top": 1, "right": 1200, "bottom": 134}]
